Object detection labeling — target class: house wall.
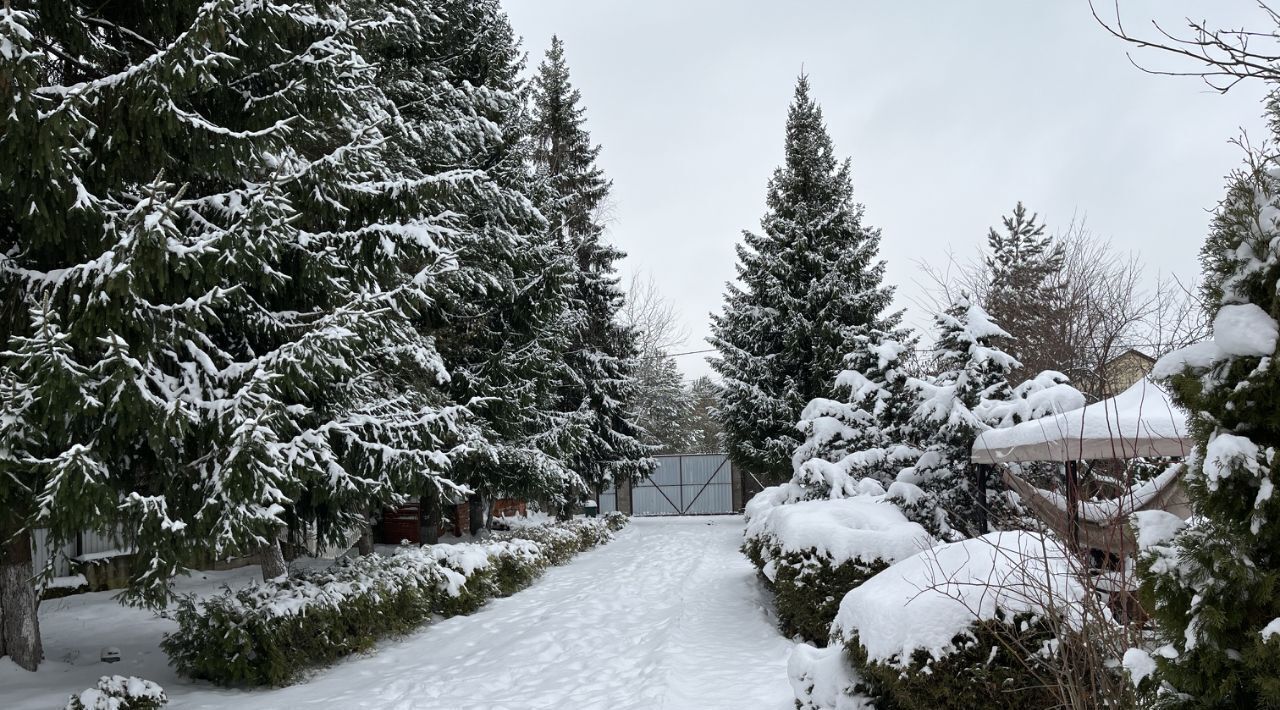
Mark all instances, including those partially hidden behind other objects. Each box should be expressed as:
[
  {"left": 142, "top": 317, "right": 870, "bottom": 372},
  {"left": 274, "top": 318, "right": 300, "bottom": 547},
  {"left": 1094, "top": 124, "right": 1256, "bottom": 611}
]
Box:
[{"left": 1102, "top": 352, "right": 1154, "bottom": 396}]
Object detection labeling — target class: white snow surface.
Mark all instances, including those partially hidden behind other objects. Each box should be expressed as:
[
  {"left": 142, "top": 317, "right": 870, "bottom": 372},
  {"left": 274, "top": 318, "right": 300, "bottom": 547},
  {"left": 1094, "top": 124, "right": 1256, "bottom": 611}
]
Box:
[
  {"left": 972, "top": 378, "right": 1190, "bottom": 463},
  {"left": 788, "top": 644, "right": 873, "bottom": 710},
  {"left": 1152, "top": 303, "right": 1279, "bottom": 378},
  {"left": 833, "top": 531, "right": 1085, "bottom": 666},
  {"left": 1212, "top": 303, "right": 1278, "bottom": 357},
  {"left": 1261, "top": 617, "right": 1280, "bottom": 641},
  {"left": 1, "top": 517, "right": 794, "bottom": 710},
  {"left": 1132, "top": 509, "right": 1188, "bottom": 550},
  {"left": 976, "top": 370, "right": 1086, "bottom": 429},
  {"left": 745, "top": 496, "right": 933, "bottom": 568},
  {"left": 1122, "top": 648, "right": 1157, "bottom": 687}
]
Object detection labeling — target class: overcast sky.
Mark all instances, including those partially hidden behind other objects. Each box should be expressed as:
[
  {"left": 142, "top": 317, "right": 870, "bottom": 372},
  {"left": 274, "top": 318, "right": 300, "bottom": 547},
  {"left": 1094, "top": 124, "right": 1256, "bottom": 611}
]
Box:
[{"left": 504, "top": 1, "right": 1269, "bottom": 380}]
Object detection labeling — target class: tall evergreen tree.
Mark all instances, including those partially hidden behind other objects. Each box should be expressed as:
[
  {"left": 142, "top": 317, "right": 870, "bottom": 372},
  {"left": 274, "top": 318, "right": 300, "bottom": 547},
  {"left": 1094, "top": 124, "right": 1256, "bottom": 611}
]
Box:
[
  {"left": 529, "top": 37, "right": 653, "bottom": 501},
  {"left": 1140, "top": 141, "right": 1280, "bottom": 707},
  {"left": 0, "top": 1, "right": 475, "bottom": 667},
  {"left": 631, "top": 351, "right": 695, "bottom": 454},
  {"left": 982, "top": 202, "right": 1065, "bottom": 384},
  {"left": 371, "top": 0, "right": 584, "bottom": 512},
  {"left": 710, "top": 75, "right": 895, "bottom": 481},
  {"left": 682, "top": 375, "right": 725, "bottom": 454}
]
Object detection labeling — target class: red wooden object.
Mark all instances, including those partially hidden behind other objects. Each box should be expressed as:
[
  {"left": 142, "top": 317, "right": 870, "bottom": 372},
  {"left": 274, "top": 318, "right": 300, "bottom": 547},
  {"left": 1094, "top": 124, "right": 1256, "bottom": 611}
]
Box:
[{"left": 381, "top": 503, "right": 421, "bottom": 544}]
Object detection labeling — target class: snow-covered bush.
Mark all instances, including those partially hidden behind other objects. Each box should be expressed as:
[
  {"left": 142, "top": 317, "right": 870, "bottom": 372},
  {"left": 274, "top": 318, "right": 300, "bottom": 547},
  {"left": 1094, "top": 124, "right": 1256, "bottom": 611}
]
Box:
[
  {"left": 64, "top": 676, "right": 166, "bottom": 710},
  {"left": 744, "top": 490, "right": 933, "bottom": 643},
  {"left": 491, "top": 516, "right": 619, "bottom": 565},
  {"left": 164, "top": 546, "right": 451, "bottom": 686},
  {"left": 832, "top": 532, "right": 1102, "bottom": 709},
  {"left": 430, "top": 539, "right": 546, "bottom": 615},
  {"left": 165, "top": 518, "right": 625, "bottom": 686},
  {"left": 603, "top": 510, "right": 629, "bottom": 531},
  {"left": 788, "top": 644, "right": 869, "bottom": 710}
]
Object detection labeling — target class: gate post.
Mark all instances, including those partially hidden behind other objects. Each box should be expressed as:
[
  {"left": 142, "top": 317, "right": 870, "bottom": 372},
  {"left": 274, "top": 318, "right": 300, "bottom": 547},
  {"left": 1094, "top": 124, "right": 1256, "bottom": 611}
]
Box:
[
  {"left": 730, "top": 461, "right": 743, "bottom": 512},
  {"left": 618, "top": 478, "right": 633, "bottom": 516}
]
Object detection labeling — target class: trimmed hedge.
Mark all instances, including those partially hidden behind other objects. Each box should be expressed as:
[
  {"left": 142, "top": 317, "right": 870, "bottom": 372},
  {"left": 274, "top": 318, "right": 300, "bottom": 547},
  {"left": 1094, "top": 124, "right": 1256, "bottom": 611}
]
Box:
[
  {"left": 742, "top": 496, "right": 929, "bottom": 645},
  {"left": 846, "top": 610, "right": 1061, "bottom": 710},
  {"left": 65, "top": 676, "right": 167, "bottom": 710},
  {"left": 164, "top": 516, "right": 626, "bottom": 686},
  {"left": 769, "top": 549, "right": 888, "bottom": 644}
]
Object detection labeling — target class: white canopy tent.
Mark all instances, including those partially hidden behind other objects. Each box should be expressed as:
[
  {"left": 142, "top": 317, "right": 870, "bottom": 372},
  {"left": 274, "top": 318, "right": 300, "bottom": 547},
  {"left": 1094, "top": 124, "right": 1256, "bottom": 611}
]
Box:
[
  {"left": 971, "top": 378, "right": 1191, "bottom": 464},
  {"left": 970, "top": 378, "right": 1193, "bottom": 556}
]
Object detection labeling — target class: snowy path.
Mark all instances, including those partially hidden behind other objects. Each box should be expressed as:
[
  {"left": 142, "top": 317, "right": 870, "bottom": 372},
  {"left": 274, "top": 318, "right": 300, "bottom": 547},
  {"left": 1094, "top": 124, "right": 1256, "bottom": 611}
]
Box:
[{"left": 5, "top": 517, "right": 796, "bottom": 710}]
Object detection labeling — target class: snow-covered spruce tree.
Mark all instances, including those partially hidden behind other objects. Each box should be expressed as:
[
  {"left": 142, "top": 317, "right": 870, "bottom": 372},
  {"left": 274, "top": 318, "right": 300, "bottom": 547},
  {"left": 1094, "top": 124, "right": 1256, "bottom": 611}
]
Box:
[
  {"left": 711, "top": 75, "right": 896, "bottom": 482},
  {"left": 792, "top": 327, "right": 920, "bottom": 494},
  {"left": 904, "top": 296, "right": 1018, "bottom": 538},
  {"left": 683, "top": 376, "right": 725, "bottom": 454},
  {"left": 1138, "top": 145, "right": 1280, "bottom": 707},
  {"left": 982, "top": 202, "right": 1065, "bottom": 384},
  {"left": 631, "top": 351, "right": 696, "bottom": 454},
  {"left": 369, "top": 0, "right": 585, "bottom": 514},
  {"left": 0, "top": 1, "right": 476, "bottom": 655},
  {"left": 530, "top": 36, "right": 654, "bottom": 501}
]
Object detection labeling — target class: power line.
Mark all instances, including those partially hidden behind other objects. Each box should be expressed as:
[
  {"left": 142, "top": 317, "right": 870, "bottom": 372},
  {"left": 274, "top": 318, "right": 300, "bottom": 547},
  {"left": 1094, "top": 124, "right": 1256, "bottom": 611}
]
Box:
[{"left": 637, "top": 347, "right": 717, "bottom": 361}]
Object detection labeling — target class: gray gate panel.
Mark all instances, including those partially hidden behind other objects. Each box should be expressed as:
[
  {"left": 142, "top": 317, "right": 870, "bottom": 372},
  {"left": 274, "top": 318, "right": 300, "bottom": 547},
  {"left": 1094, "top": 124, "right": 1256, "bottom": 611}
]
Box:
[
  {"left": 632, "top": 485, "right": 680, "bottom": 515},
  {"left": 624, "top": 453, "right": 735, "bottom": 516},
  {"left": 683, "top": 484, "right": 732, "bottom": 514},
  {"left": 680, "top": 455, "right": 732, "bottom": 483},
  {"left": 599, "top": 489, "right": 618, "bottom": 513},
  {"left": 647, "top": 458, "right": 681, "bottom": 486}
]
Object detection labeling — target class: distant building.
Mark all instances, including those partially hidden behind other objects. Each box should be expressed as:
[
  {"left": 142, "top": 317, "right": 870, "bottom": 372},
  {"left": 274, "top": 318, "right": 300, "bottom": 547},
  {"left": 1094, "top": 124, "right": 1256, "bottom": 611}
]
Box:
[{"left": 1101, "top": 348, "right": 1156, "bottom": 396}]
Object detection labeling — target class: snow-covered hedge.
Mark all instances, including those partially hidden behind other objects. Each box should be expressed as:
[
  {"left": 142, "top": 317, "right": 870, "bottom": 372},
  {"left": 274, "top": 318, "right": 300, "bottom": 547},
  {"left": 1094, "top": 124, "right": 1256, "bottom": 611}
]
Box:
[
  {"left": 64, "top": 676, "right": 167, "bottom": 710},
  {"left": 744, "top": 483, "right": 933, "bottom": 643},
  {"left": 828, "top": 531, "right": 1089, "bottom": 709},
  {"left": 165, "top": 516, "right": 626, "bottom": 686}
]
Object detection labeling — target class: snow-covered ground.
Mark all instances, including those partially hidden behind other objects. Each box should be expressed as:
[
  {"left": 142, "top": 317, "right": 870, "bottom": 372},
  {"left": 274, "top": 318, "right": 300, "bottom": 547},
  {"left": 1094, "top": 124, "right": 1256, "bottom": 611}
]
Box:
[{"left": 1, "top": 517, "right": 795, "bottom": 710}]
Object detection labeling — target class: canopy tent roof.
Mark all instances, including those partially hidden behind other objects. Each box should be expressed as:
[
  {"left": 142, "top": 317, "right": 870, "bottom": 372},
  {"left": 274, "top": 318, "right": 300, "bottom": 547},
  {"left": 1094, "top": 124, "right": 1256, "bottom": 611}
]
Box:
[{"left": 971, "top": 378, "right": 1191, "bottom": 464}]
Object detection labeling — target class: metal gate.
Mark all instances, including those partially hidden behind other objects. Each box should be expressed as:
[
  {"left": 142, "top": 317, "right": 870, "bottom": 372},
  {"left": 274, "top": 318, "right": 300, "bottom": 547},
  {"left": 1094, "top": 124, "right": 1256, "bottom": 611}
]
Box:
[{"left": 602, "top": 453, "right": 735, "bottom": 516}]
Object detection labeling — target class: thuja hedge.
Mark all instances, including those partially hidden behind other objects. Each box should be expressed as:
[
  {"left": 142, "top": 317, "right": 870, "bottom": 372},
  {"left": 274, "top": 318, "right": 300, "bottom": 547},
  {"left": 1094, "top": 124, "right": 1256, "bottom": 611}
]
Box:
[
  {"left": 164, "top": 515, "right": 628, "bottom": 686},
  {"left": 845, "top": 610, "right": 1061, "bottom": 710},
  {"left": 744, "top": 540, "right": 890, "bottom": 645},
  {"left": 770, "top": 550, "right": 889, "bottom": 644}
]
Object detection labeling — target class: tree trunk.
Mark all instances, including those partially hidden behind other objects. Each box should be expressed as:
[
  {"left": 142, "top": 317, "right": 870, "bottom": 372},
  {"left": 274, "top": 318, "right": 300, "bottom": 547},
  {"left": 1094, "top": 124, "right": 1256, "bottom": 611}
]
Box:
[
  {"left": 258, "top": 539, "right": 287, "bottom": 581},
  {"left": 357, "top": 522, "right": 374, "bottom": 556},
  {"left": 556, "top": 498, "right": 573, "bottom": 522},
  {"left": 421, "top": 495, "right": 440, "bottom": 545},
  {"left": 468, "top": 495, "right": 484, "bottom": 536},
  {"left": 0, "top": 519, "right": 42, "bottom": 671}
]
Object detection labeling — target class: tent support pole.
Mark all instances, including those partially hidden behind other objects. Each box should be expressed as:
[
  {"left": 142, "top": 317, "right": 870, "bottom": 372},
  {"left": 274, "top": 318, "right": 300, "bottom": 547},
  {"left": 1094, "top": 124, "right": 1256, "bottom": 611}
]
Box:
[
  {"left": 975, "top": 463, "right": 989, "bottom": 534},
  {"left": 1065, "top": 460, "right": 1081, "bottom": 550}
]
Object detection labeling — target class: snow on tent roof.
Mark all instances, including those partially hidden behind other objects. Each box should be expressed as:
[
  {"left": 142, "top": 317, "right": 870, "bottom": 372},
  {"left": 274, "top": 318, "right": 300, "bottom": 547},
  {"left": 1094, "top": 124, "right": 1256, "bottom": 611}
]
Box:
[{"left": 970, "top": 378, "right": 1190, "bottom": 464}]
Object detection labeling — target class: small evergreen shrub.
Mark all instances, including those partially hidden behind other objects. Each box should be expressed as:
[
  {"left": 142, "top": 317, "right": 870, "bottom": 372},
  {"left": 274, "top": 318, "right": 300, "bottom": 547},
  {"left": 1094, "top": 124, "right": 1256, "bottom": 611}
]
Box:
[
  {"left": 164, "top": 549, "right": 444, "bottom": 686},
  {"left": 165, "top": 518, "right": 624, "bottom": 686},
  {"left": 770, "top": 550, "right": 888, "bottom": 644},
  {"left": 491, "top": 516, "right": 618, "bottom": 564},
  {"left": 65, "top": 676, "right": 167, "bottom": 710},
  {"left": 846, "top": 610, "right": 1061, "bottom": 710},
  {"left": 486, "top": 539, "right": 549, "bottom": 596},
  {"left": 742, "top": 495, "right": 932, "bottom": 645}
]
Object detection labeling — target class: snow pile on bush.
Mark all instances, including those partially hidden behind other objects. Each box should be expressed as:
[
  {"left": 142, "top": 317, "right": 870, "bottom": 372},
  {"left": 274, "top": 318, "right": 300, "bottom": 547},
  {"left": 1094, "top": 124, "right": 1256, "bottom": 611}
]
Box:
[
  {"left": 827, "top": 531, "right": 1089, "bottom": 709},
  {"left": 165, "top": 516, "right": 626, "bottom": 686},
  {"left": 64, "top": 676, "right": 166, "bottom": 710},
  {"left": 788, "top": 644, "right": 872, "bottom": 710},
  {"left": 744, "top": 486, "right": 934, "bottom": 643}
]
